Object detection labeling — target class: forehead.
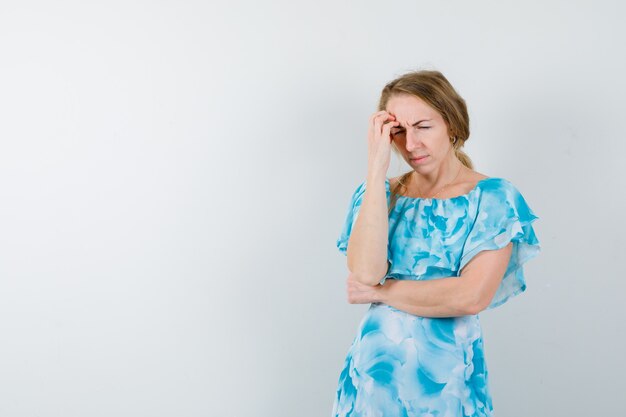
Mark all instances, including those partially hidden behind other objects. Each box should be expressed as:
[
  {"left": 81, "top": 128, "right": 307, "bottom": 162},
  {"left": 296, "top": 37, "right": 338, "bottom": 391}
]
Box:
[{"left": 385, "top": 94, "right": 438, "bottom": 120}]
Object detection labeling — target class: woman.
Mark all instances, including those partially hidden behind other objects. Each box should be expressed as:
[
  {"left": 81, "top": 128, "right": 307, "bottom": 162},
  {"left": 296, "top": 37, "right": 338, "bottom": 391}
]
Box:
[{"left": 332, "top": 70, "right": 541, "bottom": 416}]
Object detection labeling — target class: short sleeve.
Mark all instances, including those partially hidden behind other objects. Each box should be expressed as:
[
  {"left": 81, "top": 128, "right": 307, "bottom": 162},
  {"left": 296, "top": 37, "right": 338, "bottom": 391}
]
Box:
[
  {"left": 336, "top": 181, "right": 367, "bottom": 256},
  {"left": 336, "top": 179, "right": 391, "bottom": 285},
  {"left": 459, "top": 179, "right": 541, "bottom": 310}
]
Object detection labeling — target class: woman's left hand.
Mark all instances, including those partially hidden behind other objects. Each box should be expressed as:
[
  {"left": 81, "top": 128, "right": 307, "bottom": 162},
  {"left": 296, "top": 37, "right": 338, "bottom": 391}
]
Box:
[{"left": 346, "top": 272, "right": 384, "bottom": 304}]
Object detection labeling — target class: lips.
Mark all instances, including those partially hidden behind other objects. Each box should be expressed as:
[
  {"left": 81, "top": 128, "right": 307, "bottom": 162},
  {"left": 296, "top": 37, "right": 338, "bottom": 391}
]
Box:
[{"left": 411, "top": 155, "right": 428, "bottom": 160}]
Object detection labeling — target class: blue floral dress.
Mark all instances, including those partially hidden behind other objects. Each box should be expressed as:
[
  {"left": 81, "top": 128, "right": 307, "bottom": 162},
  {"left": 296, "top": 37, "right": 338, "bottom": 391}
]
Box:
[{"left": 332, "top": 177, "right": 541, "bottom": 417}]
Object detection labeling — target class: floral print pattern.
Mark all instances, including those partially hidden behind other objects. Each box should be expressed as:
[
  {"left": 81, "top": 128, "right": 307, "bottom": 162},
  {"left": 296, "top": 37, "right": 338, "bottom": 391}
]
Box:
[{"left": 332, "top": 177, "right": 541, "bottom": 416}]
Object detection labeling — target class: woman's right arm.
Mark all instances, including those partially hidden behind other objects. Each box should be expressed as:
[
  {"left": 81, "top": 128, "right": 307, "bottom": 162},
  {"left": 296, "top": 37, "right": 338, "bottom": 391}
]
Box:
[
  {"left": 346, "top": 172, "right": 390, "bottom": 286},
  {"left": 346, "top": 111, "right": 399, "bottom": 286}
]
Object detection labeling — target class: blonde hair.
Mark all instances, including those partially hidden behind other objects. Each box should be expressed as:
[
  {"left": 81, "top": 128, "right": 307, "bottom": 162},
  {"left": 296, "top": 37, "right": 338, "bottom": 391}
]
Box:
[{"left": 378, "top": 69, "right": 474, "bottom": 214}]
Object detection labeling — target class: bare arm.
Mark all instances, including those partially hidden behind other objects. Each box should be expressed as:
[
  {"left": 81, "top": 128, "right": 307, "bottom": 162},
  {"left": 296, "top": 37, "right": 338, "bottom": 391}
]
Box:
[
  {"left": 377, "top": 276, "right": 478, "bottom": 317},
  {"left": 374, "top": 242, "right": 513, "bottom": 317},
  {"left": 346, "top": 171, "right": 389, "bottom": 286},
  {"left": 346, "top": 110, "right": 399, "bottom": 286}
]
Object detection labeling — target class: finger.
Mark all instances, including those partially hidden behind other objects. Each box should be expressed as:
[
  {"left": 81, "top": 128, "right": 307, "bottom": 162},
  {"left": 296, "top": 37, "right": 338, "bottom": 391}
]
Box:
[
  {"left": 383, "top": 120, "right": 400, "bottom": 133},
  {"left": 369, "top": 110, "right": 390, "bottom": 123},
  {"left": 381, "top": 120, "right": 400, "bottom": 139},
  {"left": 377, "top": 112, "right": 396, "bottom": 122},
  {"left": 378, "top": 114, "right": 398, "bottom": 131},
  {"left": 371, "top": 112, "right": 395, "bottom": 133},
  {"left": 368, "top": 113, "right": 385, "bottom": 130},
  {"left": 373, "top": 115, "right": 386, "bottom": 137}
]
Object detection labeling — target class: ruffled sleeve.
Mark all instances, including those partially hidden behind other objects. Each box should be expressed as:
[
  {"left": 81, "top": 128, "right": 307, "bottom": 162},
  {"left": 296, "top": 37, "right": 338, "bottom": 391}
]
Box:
[
  {"left": 336, "top": 181, "right": 366, "bottom": 255},
  {"left": 459, "top": 179, "right": 541, "bottom": 310},
  {"left": 336, "top": 179, "right": 391, "bottom": 285}
]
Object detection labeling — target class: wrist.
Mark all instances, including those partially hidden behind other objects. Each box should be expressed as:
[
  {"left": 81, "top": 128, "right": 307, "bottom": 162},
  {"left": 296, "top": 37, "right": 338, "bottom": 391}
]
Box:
[
  {"left": 377, "top": 278, "right": 393, "bottom": 303},
  {"left": 366, "top": 169, "right": 387, "bottom": 184}
]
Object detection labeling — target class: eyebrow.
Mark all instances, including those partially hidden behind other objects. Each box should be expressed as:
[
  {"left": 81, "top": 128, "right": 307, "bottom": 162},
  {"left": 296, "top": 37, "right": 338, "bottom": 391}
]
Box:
[{"left": 393, "top": 119, "right": 432, "bottom": 128}]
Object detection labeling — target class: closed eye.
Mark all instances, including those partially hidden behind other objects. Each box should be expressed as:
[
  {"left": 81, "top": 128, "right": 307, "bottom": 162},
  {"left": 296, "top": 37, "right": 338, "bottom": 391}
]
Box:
[{"left": 391, "top": 126, "right": 431, "bottom": 135}]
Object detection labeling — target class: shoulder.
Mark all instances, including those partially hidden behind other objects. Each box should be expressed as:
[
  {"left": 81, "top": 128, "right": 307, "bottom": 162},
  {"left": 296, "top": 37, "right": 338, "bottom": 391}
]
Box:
[
  {"left": 478, "top": 177, "right": 523, "bottom": 197},
  {"left": 387, "top": 175, "right": 405, "bottom": 190},
  {"left": 477, "top": 177, "right": 538, "bottom": 220},
  {"left": 465, "top": 171, "right": 491, "bottom": 193}
]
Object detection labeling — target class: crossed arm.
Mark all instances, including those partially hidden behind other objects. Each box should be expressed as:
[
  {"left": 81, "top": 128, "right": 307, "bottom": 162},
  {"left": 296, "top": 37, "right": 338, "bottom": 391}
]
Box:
[{"left": 346, "top": 242, "right": 513, "bottom": 318}]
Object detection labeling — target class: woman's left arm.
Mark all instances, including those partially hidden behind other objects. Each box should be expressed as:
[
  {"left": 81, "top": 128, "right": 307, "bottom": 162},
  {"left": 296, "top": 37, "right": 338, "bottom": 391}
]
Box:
[{"left": 348, "top": 242, "right": 513, "bottom": 318}]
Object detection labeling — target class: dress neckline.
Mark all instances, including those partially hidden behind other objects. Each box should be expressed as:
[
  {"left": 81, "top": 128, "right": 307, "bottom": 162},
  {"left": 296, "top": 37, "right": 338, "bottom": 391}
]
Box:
[{"left": 386, "top": 177, "right": 497, "bottom": 202}]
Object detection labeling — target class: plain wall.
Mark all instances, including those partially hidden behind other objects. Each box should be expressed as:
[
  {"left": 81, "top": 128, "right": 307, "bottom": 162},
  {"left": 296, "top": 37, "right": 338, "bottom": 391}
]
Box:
[{"left": 1, "top": 1, "right": 624, "bottom": 416}]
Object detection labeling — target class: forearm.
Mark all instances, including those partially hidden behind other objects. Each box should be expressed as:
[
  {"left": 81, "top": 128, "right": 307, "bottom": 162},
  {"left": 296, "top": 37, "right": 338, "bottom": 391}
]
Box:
[
  {"left": 347, "top": 171, "right": 389, "bottom": 286},
  {"left": 377, "top": 276, "right": 481, "bottom": 318}
]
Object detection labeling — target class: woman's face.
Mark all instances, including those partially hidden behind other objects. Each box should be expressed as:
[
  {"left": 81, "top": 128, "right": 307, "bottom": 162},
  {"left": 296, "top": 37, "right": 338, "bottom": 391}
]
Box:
[{"left": 386, "top": 93, "right": 453, "bottom": 171}]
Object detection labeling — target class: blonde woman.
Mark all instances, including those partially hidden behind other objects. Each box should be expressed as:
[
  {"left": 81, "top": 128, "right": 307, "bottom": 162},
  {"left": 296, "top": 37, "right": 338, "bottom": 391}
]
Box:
[{"left": 332, "top": 70, "right": 541, "bottom": 416}]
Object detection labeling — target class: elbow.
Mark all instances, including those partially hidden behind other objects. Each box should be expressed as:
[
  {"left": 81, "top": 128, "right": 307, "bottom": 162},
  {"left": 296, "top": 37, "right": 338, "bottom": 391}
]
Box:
[
  {"left": 347, "top": 259, "right": 388, "bottom": 287},
  {"left": 461, "top": 290, "right": 490, "bottom": 316},
  {"left": 463, "top": 301, "right": 485, "bottom": 316},
  {"left": 350, "top": 270, "right": 386, "bottom": 287}
]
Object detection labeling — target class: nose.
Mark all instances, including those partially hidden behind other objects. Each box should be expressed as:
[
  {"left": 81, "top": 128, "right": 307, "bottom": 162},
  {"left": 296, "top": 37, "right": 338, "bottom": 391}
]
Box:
[{"left": 404, "top": 128, "right": 423, "bottom": 153}]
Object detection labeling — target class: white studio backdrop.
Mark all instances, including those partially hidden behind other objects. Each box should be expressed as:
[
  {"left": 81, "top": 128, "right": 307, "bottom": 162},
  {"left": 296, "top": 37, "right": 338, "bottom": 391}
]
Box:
[{"left": 0, "top": 1, "right": 624, "bottom": 416}]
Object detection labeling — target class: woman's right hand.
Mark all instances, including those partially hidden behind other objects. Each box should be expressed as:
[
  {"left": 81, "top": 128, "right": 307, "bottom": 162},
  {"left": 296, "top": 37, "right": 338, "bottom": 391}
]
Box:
[{"left": 367, "top": 110, "right": 399, "bottom": 177}]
